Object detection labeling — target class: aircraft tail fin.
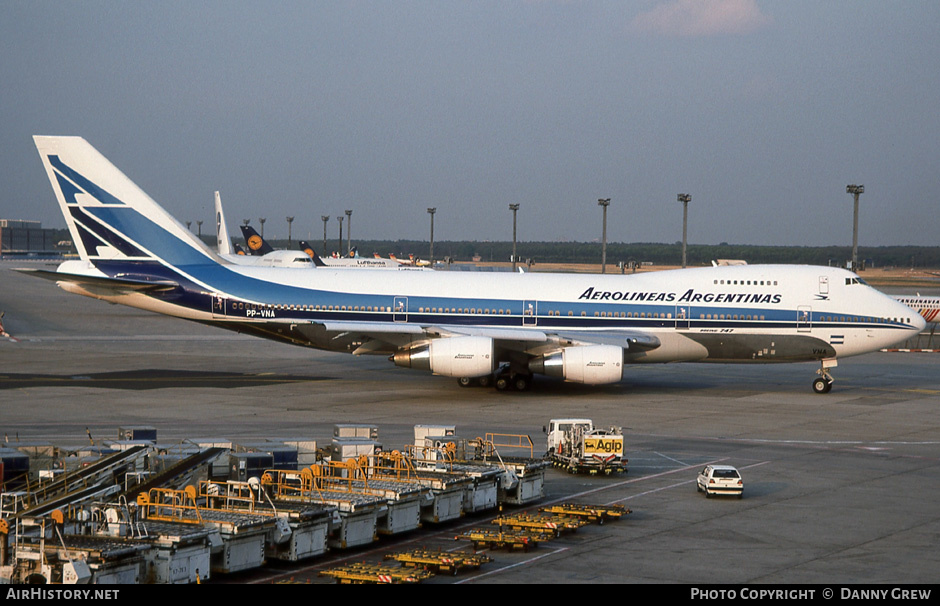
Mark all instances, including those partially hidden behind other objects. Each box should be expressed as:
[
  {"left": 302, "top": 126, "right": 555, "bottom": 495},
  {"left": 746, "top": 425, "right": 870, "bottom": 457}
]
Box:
[
  {"left": 214, "top": 191, "right": 233, "bottom": 255},
  {"left": 33, "top": 136, "right": 219, "bottom": 267},
  {"left": 239, "top": 224, "right": 274, "bottom": 255},
  {"left": 298, "top": 241, "right": 327, "bottom": 267}
]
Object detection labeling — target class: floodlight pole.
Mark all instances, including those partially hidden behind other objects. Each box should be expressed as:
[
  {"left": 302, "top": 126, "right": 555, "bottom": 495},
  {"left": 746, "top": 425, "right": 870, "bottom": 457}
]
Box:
[
  {"left": 336, "top": 216, "right": 344, "bottom": 255},
  {"left": 321, "top": 216, "right": 329, "bottom": 252},
  {"left": 286, "top": 216, "right": 294, "bottom": 247},
  {"left": 677, "top": 193, "right": 691, "bottom": 268},
  {"left": 509, "top": 203, "right": 520, "bottom": 271},
  {"left": 598, "top": 198, "right": 610, "bottom": 274},
  {"left": 427, "top": 207, "right": 436, "bottom": 266},
  {"left": 345, "top": 209, "right": 352, "bottom": 255},
  {"left": 846, "top": 185, "right": 864, "bottom": 271}
]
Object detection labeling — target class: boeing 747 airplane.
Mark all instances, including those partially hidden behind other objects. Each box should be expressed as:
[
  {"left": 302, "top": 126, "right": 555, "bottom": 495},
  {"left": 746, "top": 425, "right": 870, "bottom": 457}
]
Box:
[{"left": 23, "top": 137, "right": 925, "bottom": 393}]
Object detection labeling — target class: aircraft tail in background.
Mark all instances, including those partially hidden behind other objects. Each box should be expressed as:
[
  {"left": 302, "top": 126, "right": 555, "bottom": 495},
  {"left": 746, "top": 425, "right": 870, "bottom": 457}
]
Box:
[{"left": 239, "top": 224, "right": 275, "bottom": 256}]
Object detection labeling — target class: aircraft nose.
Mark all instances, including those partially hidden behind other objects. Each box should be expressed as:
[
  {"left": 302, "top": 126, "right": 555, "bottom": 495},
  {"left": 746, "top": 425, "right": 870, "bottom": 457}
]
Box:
[{"left": 913, "top": 312, "right": 927, "bottom": 332}]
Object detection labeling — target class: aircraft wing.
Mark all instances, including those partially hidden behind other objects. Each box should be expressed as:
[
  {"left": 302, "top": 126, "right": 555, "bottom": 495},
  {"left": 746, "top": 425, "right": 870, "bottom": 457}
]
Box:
[
  {"left": 550, "top": 331, "right": 661, "bottom": 351},
  {"left": 293, "top": 319, "right": 659, "bottom": 357}
]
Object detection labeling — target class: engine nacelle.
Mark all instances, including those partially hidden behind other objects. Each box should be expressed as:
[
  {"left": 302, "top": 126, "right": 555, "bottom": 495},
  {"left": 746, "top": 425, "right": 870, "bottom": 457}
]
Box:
[
  {"left": 530, "top": 345, "right": 624, "bottom": 385},
  {"left": 391, "top": 336, "right": 495, "bottom": 378}
]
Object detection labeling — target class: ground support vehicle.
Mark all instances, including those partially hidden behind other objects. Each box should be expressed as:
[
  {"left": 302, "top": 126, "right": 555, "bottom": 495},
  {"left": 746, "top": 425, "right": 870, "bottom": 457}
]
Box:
[{"left": 545, "top": 419, "right": 627, "bottom": 475}]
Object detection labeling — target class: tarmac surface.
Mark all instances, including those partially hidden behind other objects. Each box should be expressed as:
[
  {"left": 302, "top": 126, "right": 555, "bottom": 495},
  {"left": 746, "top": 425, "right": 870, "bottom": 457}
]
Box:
[{"left": 1, "top": 260, "right": 939, "bottom": 584}]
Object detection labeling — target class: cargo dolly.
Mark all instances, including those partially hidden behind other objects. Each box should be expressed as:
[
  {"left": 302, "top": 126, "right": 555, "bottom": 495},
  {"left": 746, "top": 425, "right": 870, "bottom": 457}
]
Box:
[
  {"left": 319, "top": 562, "right": 433, "bottom": 584},
  {"left": 538, "top": 502, "right": 630, "bottom": 524},
  {"left": 491, "top": 512, "right": 588, "bottom": 535},
  {"left": 454, "top": 528, "right": 553, "bottom": 551},
  {"left": 384, "top": 549, "right": 492, "bottom": 575}
]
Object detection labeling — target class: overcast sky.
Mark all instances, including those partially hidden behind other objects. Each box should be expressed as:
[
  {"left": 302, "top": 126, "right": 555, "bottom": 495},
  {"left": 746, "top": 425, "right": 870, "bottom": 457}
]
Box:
[{"left": 2, "top": 1, "right": 938, "bottom": 247}]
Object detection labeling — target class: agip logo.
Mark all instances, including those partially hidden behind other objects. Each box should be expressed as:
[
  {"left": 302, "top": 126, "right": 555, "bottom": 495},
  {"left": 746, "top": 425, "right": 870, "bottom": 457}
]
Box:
[{"left": 584, "top": 437, "right": 622, "bottom": 455}]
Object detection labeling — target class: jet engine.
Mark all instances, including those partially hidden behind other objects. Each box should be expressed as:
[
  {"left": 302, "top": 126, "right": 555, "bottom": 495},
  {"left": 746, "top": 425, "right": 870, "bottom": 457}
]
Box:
[
  {"left": 391, "top": 336, "right": 495, "bottom": 378},
  {"left": 529, "top": 345, "right": 624, "bottom": 384}
]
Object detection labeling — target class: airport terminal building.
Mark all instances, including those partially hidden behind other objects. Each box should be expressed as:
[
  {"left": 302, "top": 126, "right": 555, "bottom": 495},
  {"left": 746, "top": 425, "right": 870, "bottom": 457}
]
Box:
[{"left": 0, "top": 219, "right": 65, "bottom": 258}]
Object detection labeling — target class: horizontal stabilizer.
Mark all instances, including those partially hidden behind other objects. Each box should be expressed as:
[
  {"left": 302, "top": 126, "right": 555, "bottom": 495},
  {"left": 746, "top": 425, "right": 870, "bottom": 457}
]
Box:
[{"left": 14, "top": 268, "right": 179, "bottom": 294}]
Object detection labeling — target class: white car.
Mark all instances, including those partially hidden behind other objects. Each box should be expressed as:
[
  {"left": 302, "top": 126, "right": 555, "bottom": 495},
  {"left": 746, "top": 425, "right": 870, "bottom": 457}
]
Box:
[{"left": 697, "top": 465, "right": 744, "bottom": 498}]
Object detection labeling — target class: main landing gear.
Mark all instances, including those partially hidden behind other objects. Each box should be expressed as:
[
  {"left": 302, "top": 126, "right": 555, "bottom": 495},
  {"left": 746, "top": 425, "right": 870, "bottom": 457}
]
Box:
[
  {"left": 813, "top": 358, "right": 837, "bottom": 394},
  {"left": 457, "top": 370, "right": 533, "bottom": 392}
]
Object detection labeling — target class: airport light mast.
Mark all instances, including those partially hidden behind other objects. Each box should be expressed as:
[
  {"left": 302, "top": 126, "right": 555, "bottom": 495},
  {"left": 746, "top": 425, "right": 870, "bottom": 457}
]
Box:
[
  {"left": 597, "top": 198, "right": 610, "bottom": 274},
  {"left": 336, "top": 215, "right": 344, "bottom": 256},
  {"left": 259, "top": 217, "right": 266, "bottom": 238},
  {"left": 286, "top": 216, "right": 294, "bottom": 247},
  {"left": 196, "top": 220, "right": 203, "bottom": 239},
  {"left": 509, "top": 203, "right": 520, "bottom": 271},
  {"left": 321, "top": 215, "right": 329, "bottom": 252},
  {"left": 846, "top": 184, "right": 864, "bottom": 271},
  {"left": 427, "top": 207, "right": 436, "bottom": 266},
  {"left": 345, "top": 209, "right": 352, "bottom": 256},
  {"left": 677, "top": 193, "right": 691, "bottom": 268}
]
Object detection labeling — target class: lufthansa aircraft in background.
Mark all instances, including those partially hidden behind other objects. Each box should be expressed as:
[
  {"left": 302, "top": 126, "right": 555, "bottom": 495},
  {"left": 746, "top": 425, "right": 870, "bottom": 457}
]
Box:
[
  {"left": 298, "top": 241, "right": 428, "bottom": 270},
  {"left": 213, "top": 191, "right": 313, "bottom": 268},
  {"left": 23, "top": 137, "right": 925, "bottom": 393}
]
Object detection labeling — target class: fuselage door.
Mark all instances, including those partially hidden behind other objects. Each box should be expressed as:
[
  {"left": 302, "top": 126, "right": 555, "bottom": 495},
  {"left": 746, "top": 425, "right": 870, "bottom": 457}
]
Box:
[
  {"left": 675, "top": 304, "right": 692, "bottom": 329},
  {"left": 819, "top": 276, "right": 829, "bottom": 296},
  {"left": 211, "top": 294, "right": 227, "bottom": 318},
  {"left": 522, "top": 300, "right": 537, "bottom": 326},
  {"left": 797, "top": 305, "right": 812, "bottom": 332},
  {"left": 393, "top": 296, "right": 408, "bottom": 322}
]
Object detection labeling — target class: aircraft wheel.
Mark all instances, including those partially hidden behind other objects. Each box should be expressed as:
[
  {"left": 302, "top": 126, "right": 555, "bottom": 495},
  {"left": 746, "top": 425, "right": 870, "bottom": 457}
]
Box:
[
  {"left": 477, "top": 374, "right": 493, "bottom": 388},
  {"left": 813, "top": 377, "right": 833, "bottom": 394},
  {"left": 457, "top": 377, "right": 475, "bottom": 388},
  {"left": 511, "top": 374, "right": 532, "bottom": 391},
  {"left": 495, "top": 376, "right": 511, "bottom": 391}
]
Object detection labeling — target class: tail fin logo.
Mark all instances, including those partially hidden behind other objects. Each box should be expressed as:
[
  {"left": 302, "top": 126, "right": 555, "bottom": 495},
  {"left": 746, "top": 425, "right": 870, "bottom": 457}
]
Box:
[{"left": 48, "top": 155, "right": 124, "bottom": 207}]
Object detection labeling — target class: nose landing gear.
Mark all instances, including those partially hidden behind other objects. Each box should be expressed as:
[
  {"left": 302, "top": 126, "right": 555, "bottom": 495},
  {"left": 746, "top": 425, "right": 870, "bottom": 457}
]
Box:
[{"left": 813, "top": 358, "right": 837, "bottom": 394}]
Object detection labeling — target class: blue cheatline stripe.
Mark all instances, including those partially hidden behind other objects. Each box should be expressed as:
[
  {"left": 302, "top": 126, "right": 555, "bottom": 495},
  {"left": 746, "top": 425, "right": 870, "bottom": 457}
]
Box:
[{"left": 49, "top": 155, "right": 124, "bottom": 206}]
